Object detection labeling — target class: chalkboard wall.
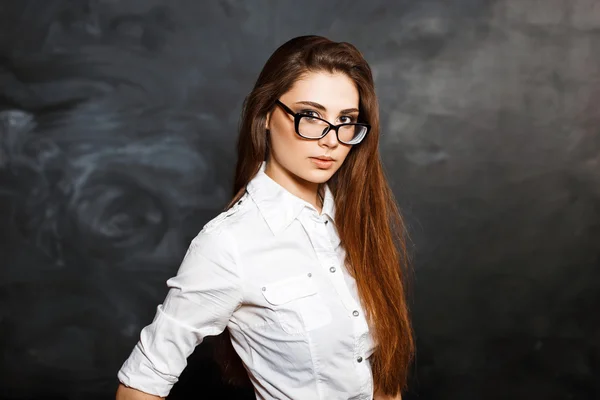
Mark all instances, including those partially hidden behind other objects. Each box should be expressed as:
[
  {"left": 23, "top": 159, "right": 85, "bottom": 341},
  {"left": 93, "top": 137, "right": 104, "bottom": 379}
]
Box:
[{"left": 1, "top": 1, "right": 598, "bottom": 399}]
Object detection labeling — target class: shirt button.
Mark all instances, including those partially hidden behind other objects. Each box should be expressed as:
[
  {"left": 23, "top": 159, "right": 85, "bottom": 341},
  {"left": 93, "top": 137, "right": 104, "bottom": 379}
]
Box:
[
  {"left": 352, "top": 310, "right": 359, "bottom": 317},
  {"left": 307, "top": 273, "right": 312, "bottom": 277},
  {"left": 324, "top": 220, "right": 329, "bottom": 224},
  {"left": 357, "top": 356, "right": 363, "bottom": 363},
  {"left": 261, "top": 287, "right": 266, "bottom": 291},
  {"left": 329, "top": 266, "right": 336, "bottom": 273}
]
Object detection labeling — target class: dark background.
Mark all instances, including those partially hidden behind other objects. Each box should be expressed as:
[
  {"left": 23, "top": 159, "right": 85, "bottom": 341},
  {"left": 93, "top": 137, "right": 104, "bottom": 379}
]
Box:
[{"left": 1, "top": 0, "right": 599, "bottom": 399}]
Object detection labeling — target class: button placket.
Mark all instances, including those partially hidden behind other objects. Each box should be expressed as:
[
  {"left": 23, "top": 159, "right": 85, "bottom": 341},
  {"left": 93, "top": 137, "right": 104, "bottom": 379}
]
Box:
[
  {"left": 304, "top": 213, "right": 360, "bottom": 313},
  {"left": 324, "top": 264, "right": 359, "bottom": 312}
]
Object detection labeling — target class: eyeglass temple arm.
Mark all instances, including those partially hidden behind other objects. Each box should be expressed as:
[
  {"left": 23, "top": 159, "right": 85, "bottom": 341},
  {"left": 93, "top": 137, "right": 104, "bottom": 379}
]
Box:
[{"left": 275, "top": 100, "right": 297, "bottom": 117}]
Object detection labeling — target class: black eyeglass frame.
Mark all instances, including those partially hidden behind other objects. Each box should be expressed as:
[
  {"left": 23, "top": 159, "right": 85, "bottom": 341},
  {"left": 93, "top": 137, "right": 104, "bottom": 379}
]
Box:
[{"left": 275, "top": 100, "right": 371, "bottom": 145}]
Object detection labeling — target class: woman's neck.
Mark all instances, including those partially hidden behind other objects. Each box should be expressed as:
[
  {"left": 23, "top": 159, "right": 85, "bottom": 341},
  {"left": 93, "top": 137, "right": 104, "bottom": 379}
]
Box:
[{"left": 264, "top": 160, "right": 323, "bottom": 213}]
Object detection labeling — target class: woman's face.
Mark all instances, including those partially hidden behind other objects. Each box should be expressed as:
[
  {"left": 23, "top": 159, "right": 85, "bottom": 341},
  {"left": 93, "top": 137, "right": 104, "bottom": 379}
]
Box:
[{"left": 265, "top": 70, "right": 359, "bottom": 187}]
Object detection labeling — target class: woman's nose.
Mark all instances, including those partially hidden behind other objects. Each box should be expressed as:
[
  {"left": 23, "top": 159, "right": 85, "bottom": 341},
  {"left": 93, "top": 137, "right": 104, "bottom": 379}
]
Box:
[{"left": 319, "top": 127, "right": 339, "bottom": 147}]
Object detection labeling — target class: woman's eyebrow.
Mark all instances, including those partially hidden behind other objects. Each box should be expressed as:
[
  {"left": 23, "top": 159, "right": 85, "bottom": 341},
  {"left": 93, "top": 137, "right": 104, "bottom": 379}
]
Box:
[{"left": 294, "top": 101, "right": 359, "bottom": 114}]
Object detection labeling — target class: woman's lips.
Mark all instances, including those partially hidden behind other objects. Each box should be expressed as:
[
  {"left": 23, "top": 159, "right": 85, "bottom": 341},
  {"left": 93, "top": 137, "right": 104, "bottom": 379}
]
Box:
[{"left": 310, "top": 157, "right": 334, "bottom": 168}]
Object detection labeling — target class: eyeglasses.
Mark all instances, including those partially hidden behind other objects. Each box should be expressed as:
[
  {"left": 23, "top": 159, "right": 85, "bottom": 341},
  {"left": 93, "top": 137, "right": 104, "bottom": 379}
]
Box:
[{"left": 275, "top": 100, "right": 370, "bottom": 145}]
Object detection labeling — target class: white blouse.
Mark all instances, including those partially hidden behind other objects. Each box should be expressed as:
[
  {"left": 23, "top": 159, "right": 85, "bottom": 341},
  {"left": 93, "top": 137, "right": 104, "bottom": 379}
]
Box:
[{"left": 117, "top": 161, "right": 378, "bottom": 399}]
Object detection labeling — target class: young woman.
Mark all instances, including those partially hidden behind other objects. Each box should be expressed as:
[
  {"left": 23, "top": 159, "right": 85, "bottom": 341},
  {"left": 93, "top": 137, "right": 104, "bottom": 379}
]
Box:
[{"left": 116, "top": 35, "right": 414, "bottom": 400}]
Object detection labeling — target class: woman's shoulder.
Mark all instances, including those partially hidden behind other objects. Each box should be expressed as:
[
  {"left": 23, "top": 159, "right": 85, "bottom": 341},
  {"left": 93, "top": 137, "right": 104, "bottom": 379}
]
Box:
[{"left": 198, "top": 192, "right": 257, "bottom": 237}]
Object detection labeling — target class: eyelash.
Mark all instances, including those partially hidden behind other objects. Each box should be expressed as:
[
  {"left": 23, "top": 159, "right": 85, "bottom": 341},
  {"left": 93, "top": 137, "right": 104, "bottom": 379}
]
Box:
[{"left": 299, "top": 109, "right": 357, "bottom": 123}]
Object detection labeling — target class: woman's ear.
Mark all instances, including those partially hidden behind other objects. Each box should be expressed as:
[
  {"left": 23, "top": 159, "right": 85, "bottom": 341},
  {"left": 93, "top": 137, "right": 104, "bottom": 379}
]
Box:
[{"left": 265, "top": 112, "right": 270, "bottom": 130}]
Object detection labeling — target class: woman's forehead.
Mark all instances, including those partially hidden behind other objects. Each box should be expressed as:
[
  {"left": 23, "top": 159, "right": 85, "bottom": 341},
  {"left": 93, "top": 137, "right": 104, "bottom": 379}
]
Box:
[{"left": 283, "top": 71, "right": 359, "bottom": 109}]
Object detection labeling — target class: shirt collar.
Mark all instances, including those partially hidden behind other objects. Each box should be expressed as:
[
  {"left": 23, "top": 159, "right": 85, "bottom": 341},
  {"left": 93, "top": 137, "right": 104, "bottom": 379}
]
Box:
[{"left": 246, "top": 161, "right": 336, "bottom": 235}]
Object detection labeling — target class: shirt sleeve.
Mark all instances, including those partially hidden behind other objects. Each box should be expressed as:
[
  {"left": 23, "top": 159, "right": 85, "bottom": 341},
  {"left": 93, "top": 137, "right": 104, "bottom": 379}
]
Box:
[{"left": 117, "top": 227, "right": 243, "bottom": 397}]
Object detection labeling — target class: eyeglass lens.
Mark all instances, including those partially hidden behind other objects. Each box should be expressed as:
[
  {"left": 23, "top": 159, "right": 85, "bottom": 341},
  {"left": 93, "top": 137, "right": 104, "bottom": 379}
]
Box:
[{"left": 298, "top": 116, "right": 367, "bottom": 144}]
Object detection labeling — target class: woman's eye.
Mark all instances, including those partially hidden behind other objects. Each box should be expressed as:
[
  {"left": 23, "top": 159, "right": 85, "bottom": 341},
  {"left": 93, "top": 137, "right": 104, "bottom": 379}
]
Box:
[
  {"left": 300, "top": 109, "right": 319, "bottom": 118},
  {"left": 339, "top": 115, "right": 356, "bottom": 123}
]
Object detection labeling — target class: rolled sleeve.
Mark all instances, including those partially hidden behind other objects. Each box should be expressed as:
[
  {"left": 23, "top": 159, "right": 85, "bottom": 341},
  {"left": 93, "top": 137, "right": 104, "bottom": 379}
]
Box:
[{"left": 117, "top": 227, "right": 243, "bottom": 397}]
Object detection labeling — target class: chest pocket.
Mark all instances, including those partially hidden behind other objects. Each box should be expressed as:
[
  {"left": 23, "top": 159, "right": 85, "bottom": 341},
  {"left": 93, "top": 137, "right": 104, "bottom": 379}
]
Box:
[{"left": 261, "top": 273, "right": 332, "bottom": 334}]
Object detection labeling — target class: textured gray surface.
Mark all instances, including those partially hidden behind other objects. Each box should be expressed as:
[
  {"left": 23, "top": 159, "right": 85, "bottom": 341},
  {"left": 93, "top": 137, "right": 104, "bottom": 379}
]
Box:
[{"left": 0, "top": 0, "right": 598, "bottom": 399}]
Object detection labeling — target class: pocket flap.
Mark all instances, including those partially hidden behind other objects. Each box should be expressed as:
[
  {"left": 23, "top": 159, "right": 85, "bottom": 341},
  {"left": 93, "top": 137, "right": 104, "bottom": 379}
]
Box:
[{"left": 261, "top": 273, "right": 317, "bottom": 305}]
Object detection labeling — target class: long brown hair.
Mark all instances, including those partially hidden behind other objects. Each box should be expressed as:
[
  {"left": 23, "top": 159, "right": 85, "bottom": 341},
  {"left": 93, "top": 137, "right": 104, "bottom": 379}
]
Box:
[{"left": 213, "top": 35, "right": 415, "bottom": 397}]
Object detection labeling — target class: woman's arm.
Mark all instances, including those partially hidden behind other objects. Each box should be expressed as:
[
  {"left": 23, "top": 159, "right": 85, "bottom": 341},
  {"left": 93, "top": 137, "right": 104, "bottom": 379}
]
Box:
[
  {"left": 115, "top": 227, "right": 244, "bottom": 397},
  {"left": 116, "top": 383, "right": 164, "bottom": 400}
]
